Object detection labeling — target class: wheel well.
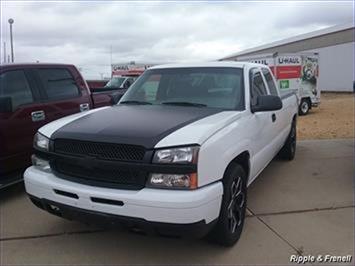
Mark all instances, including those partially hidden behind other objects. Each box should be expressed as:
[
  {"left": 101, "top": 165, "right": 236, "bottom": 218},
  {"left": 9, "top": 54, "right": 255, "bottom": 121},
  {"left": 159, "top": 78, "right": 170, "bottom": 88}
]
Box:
[
  {"left": 292, "top": 114, "right": 297, "bottom": 123},
  {"left": 227, "top": 151, "right": 250, "bottom": 181}
]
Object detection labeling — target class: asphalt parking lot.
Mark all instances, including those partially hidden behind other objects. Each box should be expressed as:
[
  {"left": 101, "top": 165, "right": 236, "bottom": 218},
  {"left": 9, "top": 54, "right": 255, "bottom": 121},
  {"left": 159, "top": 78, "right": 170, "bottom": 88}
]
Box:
[{"left": 0, "top": 139, "right": 353, "bottom": 265}]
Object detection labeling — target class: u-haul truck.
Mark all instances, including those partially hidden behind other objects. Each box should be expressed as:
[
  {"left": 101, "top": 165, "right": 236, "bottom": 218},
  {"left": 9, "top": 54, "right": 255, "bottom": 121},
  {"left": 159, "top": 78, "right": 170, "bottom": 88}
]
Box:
[{"left": 237, "top": 53, "right": 320, "bottom": 115}]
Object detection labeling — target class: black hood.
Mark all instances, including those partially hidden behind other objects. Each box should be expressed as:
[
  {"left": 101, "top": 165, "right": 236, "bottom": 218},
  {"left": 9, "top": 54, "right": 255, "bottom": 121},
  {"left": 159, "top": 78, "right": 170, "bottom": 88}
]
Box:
[{"left": 51, "top": 105, "right": 222, "bottom": 149}]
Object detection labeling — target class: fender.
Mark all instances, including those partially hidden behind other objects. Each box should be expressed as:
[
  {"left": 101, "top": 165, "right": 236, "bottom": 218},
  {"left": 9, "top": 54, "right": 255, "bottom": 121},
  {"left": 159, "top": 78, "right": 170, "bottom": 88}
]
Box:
[{"left": 197, "top": 115, "right": 253, "bottom": 187}]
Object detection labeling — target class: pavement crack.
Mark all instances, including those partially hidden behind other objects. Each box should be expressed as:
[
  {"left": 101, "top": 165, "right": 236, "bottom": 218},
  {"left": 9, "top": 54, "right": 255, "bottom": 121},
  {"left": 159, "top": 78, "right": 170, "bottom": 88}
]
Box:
[
  {"left": 247, "top": 205, "right": 354, "bottom": 217},
  {"left": 0, "top": 229, "right": 105, "bottom": 242},
  {"left": 247, "top": 207, "right": 303, "bottom": 255}
]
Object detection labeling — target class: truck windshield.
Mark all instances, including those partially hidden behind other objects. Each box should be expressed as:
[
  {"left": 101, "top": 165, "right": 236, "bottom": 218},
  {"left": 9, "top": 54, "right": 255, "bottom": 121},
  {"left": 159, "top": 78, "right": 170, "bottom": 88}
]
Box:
[
  {"left": 120, "top": 67, "right": 244, "bottom": 110},
  {"left": 105, "top": 77, "right": 126, "bottom": 88}
]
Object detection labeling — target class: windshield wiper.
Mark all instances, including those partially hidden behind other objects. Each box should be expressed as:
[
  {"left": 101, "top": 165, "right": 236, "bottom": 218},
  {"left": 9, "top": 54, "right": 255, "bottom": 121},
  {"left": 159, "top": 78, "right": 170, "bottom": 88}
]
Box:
[
  {"left": 120, "top": 100, "right": 152, "bottom": 105},
  {"left": 161, "top": 101, "right": 207, "bottom": 107}
]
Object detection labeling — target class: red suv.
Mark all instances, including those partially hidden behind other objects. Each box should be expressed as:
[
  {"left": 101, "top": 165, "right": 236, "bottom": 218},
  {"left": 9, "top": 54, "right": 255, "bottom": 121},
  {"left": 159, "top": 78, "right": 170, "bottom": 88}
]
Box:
[{"left": 0, "top": 63, "right": 125, "bottom": 188}]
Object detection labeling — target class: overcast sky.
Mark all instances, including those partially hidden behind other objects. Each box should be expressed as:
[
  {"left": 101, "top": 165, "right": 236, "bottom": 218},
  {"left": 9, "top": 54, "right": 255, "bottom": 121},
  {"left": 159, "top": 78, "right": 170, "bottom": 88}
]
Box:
[{"left": 1, "top": 1, "right": 353, "bottom": 79}]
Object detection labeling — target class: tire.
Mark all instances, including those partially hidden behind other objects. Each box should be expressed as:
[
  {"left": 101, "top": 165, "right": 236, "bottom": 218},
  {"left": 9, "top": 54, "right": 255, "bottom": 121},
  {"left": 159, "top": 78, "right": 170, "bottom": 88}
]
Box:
[
  {"left": 299, "top": 99, "right": 310, "bottom": 115},
  {"left": 208, "top": 163, "right": 247, "bottom": 246},
  {"left": 279, "top": 119, "right": 297, "bottom": 160}
]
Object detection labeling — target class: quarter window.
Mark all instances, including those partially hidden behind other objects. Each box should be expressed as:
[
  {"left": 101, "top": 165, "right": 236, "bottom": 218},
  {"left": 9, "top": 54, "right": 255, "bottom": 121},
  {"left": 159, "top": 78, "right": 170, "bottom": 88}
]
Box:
[
  {"left": 38, "top": 68, "right": 80, "bottom": 100},
  {"left": 250, "top": 70, "right": 267, "bottom": 106},
  {"left": 262, "top": 68, "right": 278, "bottom": 96},
  {"left": 0, "top": 70, "right": 33, "bottom": 110}
]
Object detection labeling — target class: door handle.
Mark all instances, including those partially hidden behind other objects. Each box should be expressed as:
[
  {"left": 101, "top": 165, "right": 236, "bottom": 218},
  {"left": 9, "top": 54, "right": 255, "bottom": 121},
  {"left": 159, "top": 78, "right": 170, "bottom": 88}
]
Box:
[
  {"left": 271, "top": 113, "right": 276, "bottom": 122},
  {"left": 31, "top": 110, "right": 45, "bottom": 122},
  {"left": 80, "top": 103, "right": 90, "bottom": 112}
]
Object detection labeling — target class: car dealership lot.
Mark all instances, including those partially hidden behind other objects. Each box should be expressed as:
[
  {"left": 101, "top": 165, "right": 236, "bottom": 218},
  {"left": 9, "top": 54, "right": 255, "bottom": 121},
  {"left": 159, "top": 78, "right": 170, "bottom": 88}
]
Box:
[{"left": 1, "top": 138, "right": 353, "bottom": 265}]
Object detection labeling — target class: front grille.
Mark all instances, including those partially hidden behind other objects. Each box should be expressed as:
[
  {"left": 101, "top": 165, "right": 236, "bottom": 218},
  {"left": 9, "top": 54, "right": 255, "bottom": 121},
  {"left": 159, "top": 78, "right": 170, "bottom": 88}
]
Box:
[
  {"left": 52, "top": 159, "right": 147, "bottom": 189},
  {"left": 54, "top": 139, "right": 146, "bottom": 162},
  {"left": 51, "top": 139, "right": 147, "bottom": 189}
]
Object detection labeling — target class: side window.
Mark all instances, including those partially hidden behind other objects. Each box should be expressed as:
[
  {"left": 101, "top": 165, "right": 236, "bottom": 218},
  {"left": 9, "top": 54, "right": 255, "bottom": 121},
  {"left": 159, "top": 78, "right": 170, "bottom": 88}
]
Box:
[
  {"left": 262, "top": 68, "right": 278, "bottom": 96},
  {"left": 250, "top": 70, "right": 267, "bottom": 106},
  {"left": 0, "top": 70, "right": 34, "bottom": 110},
  {"left": 38, "top": 68, "right": 80, "bottom": 100}
]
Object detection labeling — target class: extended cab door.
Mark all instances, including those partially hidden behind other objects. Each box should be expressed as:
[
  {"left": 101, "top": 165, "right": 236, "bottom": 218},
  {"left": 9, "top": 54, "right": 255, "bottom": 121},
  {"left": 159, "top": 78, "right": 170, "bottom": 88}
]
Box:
[
  {"left": 32, "top": 66, "right": 92, "bottom": 123},
  {"left": 0, "top": 69, "right": 48, "bottom": 177},
  {"left": 248, "top": 68, "right": 277, "bottom": 180},
  {"left": 261, "top": 67, "right": 290, "bottom": 152}
]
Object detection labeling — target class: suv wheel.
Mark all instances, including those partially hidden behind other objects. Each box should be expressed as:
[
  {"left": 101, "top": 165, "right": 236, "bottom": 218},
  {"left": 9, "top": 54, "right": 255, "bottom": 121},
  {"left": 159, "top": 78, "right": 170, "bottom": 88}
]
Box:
[
  {"left": 299, "top": 99, "right": 310, "bottom": 115},
  {"left": 208, "top": 163, "right": 247, "bottom": 246}
]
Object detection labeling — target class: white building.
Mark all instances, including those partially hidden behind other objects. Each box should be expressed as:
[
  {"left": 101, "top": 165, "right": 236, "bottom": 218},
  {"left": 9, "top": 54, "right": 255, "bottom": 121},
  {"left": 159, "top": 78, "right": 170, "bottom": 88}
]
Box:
[{"left": 220, "top": 23, "right": 354, "bottom": 92}]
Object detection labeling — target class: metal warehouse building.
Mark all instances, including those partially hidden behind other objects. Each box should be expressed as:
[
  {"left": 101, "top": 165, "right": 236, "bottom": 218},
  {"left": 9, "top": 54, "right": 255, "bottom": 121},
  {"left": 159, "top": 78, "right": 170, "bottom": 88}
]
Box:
[{"left": 220, "top": 23, "right": 354, "bottom": 92}]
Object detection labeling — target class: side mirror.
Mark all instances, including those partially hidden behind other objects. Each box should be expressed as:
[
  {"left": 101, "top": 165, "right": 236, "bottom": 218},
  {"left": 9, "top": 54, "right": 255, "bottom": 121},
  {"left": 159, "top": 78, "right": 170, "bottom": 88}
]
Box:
[
  {"left": 0, "top": 97, "right": 13, "bottom": 113},
  {"left": 251, "top": 95, "right": 282, "bottom": 112}
]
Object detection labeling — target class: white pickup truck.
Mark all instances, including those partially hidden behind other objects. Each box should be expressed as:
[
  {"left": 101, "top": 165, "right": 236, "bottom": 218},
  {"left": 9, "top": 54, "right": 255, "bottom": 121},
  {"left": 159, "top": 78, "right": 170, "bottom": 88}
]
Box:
[{"left": 24, "top": 62, "right": 298, "bottom": 246}]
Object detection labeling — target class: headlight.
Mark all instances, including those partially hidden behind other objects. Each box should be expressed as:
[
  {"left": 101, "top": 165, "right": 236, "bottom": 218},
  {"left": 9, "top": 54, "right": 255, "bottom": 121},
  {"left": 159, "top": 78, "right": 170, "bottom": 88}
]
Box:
[
  {"left": 147, "top": 173, "right": 197, "bottom": 189},
  {"left": 34, "top": 132, "right": 49, "bottom": 151},
  {"left": 152, "top": 146, "right": 199, "bottom": 164},
  {"left": 31, "top": 155, "right": 51, "bottom": 172}
]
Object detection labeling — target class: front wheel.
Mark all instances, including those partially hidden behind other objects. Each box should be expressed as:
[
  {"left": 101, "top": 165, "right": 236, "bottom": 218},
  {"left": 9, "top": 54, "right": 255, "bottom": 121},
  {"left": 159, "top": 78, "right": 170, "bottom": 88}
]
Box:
[
  {"left": 208, "top": 164, "right": 247, "bottom": 246},
  {"left": 299, "top": 99, "right": 310, "bottom": 115}
]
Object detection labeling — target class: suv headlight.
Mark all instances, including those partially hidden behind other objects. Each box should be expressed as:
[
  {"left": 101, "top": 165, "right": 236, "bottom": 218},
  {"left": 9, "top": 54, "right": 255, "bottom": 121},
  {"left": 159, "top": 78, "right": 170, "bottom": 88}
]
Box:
[
  {"left": 34, "top": 132, "right": 50, "bottom": 151},
  {"left": 147, "top": 173, "right": 197, "bottom": 189},
  {"left": 152, "top": 146, "right": 199, "bottom": 164},
  {"left": 149, "top": 146, "right": 199, "bottom": 189}
]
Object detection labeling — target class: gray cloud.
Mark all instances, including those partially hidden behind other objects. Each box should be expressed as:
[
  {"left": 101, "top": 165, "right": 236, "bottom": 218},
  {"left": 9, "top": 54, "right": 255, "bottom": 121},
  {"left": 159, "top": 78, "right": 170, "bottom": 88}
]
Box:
[{"left": 1, "top": 1, "right": 353, "bottom": 79}]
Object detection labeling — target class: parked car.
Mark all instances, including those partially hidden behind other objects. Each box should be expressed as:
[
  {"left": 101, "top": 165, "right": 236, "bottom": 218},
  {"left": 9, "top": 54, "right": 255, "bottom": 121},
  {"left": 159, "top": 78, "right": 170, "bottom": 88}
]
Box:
[
  {"left": 24, "top": 62, "right": 298, "bottom": 246},
  {"left": 104, "top": 76, "right": 138, "bottom": 90},
  {"left": 0, "top": 63, "right": 124, "bottom": 188}
]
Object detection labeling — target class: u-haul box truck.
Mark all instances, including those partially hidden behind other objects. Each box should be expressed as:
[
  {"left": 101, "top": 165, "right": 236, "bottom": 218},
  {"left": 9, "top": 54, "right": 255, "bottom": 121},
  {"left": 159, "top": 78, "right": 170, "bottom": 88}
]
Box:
[{"left": 237, "top": 53, "right": 320, "bottom": 115}]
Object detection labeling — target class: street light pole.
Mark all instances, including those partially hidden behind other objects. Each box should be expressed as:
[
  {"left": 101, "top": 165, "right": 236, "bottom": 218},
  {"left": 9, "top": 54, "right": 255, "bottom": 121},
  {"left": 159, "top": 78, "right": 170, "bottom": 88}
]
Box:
[{"left": 8, "top": 18, "right": 14, "bottom": 63}]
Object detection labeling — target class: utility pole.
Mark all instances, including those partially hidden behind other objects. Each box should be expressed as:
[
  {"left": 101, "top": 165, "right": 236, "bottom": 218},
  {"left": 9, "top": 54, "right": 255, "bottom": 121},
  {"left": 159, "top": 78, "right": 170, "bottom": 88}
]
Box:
[{"left": 8, "top": 18, "right": 14, "bottom": 63}]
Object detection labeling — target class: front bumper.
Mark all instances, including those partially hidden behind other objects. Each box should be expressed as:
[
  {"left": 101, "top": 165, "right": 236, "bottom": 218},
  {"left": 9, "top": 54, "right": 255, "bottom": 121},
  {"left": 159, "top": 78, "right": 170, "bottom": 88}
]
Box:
[
  {"left": 28, "top": 195, "right": 217, "bottom": 237},
  {"left": 24, "top": 166, "right": 223, "bottom": 226}
]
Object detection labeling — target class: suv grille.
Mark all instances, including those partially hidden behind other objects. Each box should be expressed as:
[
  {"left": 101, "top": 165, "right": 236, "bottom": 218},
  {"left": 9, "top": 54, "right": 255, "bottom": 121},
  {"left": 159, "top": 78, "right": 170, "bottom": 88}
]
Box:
[
  {"left": 51, "top": 139, "right": 147, "bottom": 189},
  {"left": 53, "top": 159, "right": 146, "bottom": 189},
  {"left": 54, "top": 139, "right": 146, "bottom": 161}
]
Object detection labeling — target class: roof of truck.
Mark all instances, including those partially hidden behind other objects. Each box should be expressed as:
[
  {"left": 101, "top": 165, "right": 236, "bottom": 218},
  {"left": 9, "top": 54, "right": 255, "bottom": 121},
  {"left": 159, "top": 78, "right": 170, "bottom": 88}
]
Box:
[
  {"left": 149, "top": 61, "right": 264, "bottom": 69},
  {"left": 0, "top": 62, "right": 75, "bottom": 69}
]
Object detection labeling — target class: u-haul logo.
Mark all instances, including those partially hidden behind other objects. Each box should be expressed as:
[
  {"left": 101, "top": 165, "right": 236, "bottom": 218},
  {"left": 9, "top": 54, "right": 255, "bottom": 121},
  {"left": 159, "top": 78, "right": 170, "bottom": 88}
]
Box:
[
  {"left": 250, "top": 59, "right": 268, "bottom": 65},
  {"left": 249, "top": 58, "right": 274, "bottom": 66},
  {"left": 277, "top": 56, "right": 301, "bottom": 65}
]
